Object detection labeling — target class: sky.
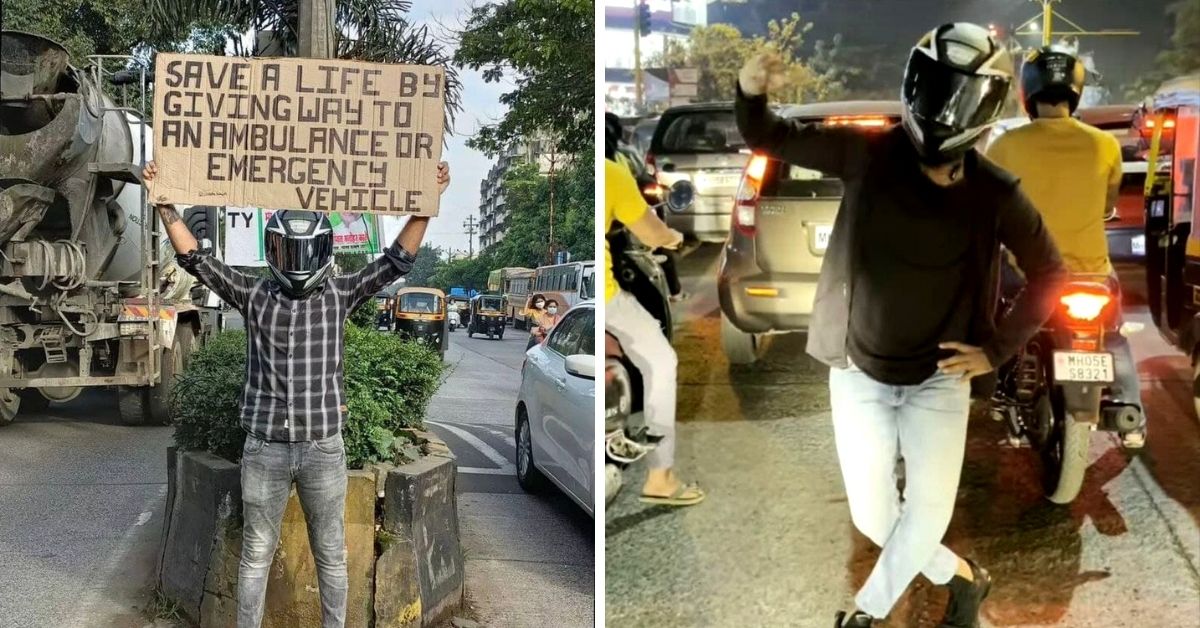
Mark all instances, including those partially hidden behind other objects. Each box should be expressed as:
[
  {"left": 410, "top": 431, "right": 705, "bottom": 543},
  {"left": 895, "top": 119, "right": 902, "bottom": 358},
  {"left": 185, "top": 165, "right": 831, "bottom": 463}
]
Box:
[{"left": 379, "top": 0, "right": 508, "bottom": 255}]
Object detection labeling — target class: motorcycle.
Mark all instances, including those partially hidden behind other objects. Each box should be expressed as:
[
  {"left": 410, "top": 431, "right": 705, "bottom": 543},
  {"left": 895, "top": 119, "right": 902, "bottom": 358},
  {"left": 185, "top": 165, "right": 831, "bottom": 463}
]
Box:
[
  {"left": 991, "top": 272, "right": 1143, "bottom": 504},
  {"left": 604, "top": 180, "right": 692, "bottom": 507}
]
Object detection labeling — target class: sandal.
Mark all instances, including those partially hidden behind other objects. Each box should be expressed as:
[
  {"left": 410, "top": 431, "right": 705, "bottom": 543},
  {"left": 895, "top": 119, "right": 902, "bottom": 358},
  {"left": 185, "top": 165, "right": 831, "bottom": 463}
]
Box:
[{"left": 639, "top": 482, "right": 706, "bottom": 507}]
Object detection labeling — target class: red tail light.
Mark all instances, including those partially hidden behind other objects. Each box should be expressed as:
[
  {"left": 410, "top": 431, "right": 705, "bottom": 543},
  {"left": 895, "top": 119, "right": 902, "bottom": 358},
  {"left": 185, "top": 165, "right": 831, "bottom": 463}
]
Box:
[
  {"left": 645, "top": 152, "right": 656, "bottom": 172},
  {"left": 1060, "top": 292, "right": 1111, "bottom": 321},
  {"left": 823, "top": 115, "right": 892, "bottom": 129},
  {"left": 734, "top": 154, "right": 769, "bottom": 237}
]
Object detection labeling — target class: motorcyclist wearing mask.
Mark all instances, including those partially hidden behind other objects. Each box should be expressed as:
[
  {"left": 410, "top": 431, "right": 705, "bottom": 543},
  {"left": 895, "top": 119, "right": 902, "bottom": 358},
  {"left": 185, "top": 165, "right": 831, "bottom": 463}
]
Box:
[
  {"left": 985, "top": 46, "right": 1146, "bottom": 448},
  {"left": 736, "top": 23, "right": 1066, "bottom": 628},
  {"left": 605, "top": 138, "right": 705, "bottom": 507}
]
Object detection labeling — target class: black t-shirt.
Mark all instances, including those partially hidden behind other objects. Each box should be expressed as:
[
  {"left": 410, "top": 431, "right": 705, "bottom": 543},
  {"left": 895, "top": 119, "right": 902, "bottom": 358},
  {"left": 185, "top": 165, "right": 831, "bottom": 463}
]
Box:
[{"left": 847, "top": 138, "right": 980, "bottom": 385}]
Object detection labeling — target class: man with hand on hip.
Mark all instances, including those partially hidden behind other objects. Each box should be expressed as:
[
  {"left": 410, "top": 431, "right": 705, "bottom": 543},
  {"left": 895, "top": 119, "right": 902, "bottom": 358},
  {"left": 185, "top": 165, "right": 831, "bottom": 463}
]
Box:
[
  {"left": 737, "top": 24, "right": 1065, "bottom": 628},
  {"left": 144, "top": 160, "right": 450, "bottom": 628}
]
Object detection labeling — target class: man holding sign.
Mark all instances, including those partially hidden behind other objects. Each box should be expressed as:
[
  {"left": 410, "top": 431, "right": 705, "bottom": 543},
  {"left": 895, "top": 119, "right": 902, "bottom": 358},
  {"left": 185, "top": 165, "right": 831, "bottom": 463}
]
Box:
[{"left": 144, "top": 159, "right": 449, "bottom": 628}]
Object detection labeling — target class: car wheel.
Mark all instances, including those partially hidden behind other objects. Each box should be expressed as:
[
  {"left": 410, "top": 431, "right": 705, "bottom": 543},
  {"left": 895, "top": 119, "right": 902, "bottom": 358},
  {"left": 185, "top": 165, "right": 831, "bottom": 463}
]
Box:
[
  {"left": 721, "top": 312, "right": 768, "bottom": 365},
  {"left": 516, "top": 408, "right": 549, "bottom": 492}
]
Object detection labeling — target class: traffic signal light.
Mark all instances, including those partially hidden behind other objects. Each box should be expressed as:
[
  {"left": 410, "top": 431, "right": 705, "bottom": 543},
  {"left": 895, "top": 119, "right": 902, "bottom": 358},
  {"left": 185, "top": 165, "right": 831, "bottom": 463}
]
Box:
[{"left": 637, "top": 2, "right": 651, "bottom": 36}]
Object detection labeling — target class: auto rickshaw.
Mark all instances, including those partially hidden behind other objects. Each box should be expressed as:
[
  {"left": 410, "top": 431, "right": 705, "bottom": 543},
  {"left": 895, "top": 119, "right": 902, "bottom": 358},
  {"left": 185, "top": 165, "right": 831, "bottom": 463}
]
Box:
[
  {"left": 468, "top": 294, "right": 506, "bottom": 340},
  {"left": 392, "top": 287, "right": 448, "bottom": 359},
  {"left": 1141, "top": 73, "right": 1199, "bottom": 414}
]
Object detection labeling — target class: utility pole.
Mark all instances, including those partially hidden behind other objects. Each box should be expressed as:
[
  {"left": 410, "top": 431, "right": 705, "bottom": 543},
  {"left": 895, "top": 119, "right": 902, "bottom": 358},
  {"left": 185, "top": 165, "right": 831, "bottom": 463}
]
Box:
[
  {"left": 546, "top": 142, "right": 557, "bottom": 265},
  {"left": 633, "top": 0, "right": 649, "bottom": 111},
  {"left": 298, "top": 0, "right": 336, "bottom": 58},
  {"left": 1014, "top": 0, "right": 1138, "bottom": 47},
  {"left": 462, "top": 216, "right": 477, "bottom": 258}
]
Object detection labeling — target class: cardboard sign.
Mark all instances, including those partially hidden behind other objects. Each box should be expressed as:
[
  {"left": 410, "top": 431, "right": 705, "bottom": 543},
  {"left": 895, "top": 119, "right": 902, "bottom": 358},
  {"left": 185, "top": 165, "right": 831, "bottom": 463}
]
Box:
[
  {"left": 151, "top": 54, "right": 445, "bottom": 216},
  {"left": 224, "top": 209, "right": 382, "bottom": 266}
]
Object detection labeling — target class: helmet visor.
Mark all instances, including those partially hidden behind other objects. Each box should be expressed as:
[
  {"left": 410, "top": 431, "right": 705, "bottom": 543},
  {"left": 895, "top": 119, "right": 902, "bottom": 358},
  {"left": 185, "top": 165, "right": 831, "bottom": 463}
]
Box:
[
  {"left": 903, "top": 50, "right": 1010, "bottom": 129},
  {"left": 265, "top": 231, "right": 333, "bottom": 274}
]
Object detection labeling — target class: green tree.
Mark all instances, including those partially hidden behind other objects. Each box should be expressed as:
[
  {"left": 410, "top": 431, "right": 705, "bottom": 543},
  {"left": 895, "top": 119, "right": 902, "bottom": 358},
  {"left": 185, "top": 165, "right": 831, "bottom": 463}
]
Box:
[
  {"left": 405, "top": 243, "right": 444, "bottom": 287},
  {"left": 652, "top": 14, "right": 850, "bottom": 104},
  {"left": 4, "top": 0, "right": 186, "bottom": 64},
  {"left": 454, "top": 0, "right": 593, "bottom": 156},
  {"left": 145, "top": 0, "right": 461, "bottom": 127},
  {"left": 489, "top": 158, "right": 594, "bottom": 268},
  {"left": 1124, "top": 0, "right": 1200, "bottom": 100}
]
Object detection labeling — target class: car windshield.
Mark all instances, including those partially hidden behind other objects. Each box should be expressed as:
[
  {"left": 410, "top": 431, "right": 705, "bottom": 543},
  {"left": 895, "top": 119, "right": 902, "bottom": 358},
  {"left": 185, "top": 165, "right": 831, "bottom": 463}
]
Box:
[
  {"left": 659, "top": 111, "right": 745, "bottom": 154},
  {"left": 399, "top": 293, "right": 441, "bottom": 313}
]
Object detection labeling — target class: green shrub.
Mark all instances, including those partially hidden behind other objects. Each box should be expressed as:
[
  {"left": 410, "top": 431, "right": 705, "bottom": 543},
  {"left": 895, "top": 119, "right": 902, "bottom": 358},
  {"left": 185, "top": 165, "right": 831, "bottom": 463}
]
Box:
[{"left": 173, "top": 327, "right": 443, "bottom": 468}]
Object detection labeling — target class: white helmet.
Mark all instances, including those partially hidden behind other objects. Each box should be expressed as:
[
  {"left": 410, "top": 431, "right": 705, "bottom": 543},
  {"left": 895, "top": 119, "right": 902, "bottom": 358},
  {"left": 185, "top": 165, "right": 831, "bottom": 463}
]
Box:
[{"left": 901, "top": 23, "right": 1013, "bottom": 165}]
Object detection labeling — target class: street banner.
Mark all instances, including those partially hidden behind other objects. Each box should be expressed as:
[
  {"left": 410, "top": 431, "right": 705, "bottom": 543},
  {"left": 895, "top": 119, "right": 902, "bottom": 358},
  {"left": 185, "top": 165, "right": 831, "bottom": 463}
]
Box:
[
  {"left": 224, "top": 208, "right": 382, "bottom": 267},
  {"left": 150, "top": 53, "right": 445, "bottom": 216}
]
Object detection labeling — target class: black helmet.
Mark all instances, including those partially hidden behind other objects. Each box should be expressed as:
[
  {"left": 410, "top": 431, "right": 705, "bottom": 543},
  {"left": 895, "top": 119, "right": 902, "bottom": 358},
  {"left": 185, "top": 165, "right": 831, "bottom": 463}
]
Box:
[
  {"left": 264, "top": 210, "right": 334, "bottom": 298},
  {"left": 1019, "top": 46, "right": 1085, "bottom": 117},
  {"left": 901, "top": 23, "right": 1013, "bottom": 165}
]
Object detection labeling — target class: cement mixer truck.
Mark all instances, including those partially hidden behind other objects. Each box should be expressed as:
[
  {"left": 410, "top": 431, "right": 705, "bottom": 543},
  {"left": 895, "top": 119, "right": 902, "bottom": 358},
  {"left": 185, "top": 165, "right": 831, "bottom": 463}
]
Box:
[{"left": 0, "top": 31, "right": 221, "bottom": 426}]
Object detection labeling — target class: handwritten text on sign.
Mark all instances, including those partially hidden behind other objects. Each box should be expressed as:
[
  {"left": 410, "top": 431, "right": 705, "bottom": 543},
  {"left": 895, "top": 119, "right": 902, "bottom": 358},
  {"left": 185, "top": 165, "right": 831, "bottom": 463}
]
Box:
[{"left": 151, "top": 54, "right": 445, "bottom": 216}]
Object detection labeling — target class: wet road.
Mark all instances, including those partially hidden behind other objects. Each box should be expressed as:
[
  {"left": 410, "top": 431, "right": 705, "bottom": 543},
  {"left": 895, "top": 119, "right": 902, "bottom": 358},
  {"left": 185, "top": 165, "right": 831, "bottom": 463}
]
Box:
[
  {"left": 426, "top": 327, "right": 594, "bottom": 627},
  {"left": 606, "top": 243, "right": 1200, "bottom": 628}
]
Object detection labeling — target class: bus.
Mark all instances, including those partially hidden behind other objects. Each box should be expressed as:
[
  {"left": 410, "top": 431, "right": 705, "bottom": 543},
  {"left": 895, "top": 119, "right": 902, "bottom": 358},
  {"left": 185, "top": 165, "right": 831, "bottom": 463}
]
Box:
[
  {"left": 528, "top": 261, "right": 597, "bottom": 321},
  {"left": 487, "top": 267, "right": 534, "bottom": 325}
]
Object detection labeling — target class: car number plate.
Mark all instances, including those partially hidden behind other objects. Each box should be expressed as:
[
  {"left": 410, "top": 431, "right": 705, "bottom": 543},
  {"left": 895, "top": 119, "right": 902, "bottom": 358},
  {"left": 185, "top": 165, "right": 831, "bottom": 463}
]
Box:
[
  {"left": 700, "top": 173, "right": 740, "bottom": 188},
  {"left": 1052, "top": 351, "right": 1114, "bottom": 383},
  {"left": 814, "top": 224, "right": 833, "bottom": 251},
  {"left": 1131, "top": 234, "right": 1145, "bottom": 256}
]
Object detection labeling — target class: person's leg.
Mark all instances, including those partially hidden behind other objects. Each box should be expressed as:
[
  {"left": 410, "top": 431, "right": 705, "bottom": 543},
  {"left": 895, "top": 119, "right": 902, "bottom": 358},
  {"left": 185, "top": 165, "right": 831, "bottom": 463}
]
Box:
[
  {"left": 854, "top": 372, "right": 970, "bottom": 617},
  {"left": 237, "top": 436, "right": 294, "bottom": 628},
  {"left": 297, "top": 433, "right": 349, "bottom": 628}
]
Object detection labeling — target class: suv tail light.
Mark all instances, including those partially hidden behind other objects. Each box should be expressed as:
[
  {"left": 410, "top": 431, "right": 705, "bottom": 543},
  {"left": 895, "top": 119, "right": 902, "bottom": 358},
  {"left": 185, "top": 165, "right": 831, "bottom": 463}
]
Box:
[
  {"left": 823, "top": 115, "right": 893, "bottom": 129},
  {"left": 734, "top": 154, "right": 769, "bottom": 237}
]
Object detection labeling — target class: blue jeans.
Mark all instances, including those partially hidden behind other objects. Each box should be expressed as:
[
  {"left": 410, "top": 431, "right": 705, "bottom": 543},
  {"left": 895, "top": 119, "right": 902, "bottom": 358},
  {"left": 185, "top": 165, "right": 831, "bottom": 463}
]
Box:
[
  {"left": 238, "top": 432, "right": 348, "bottom": 628},
  {"left": 829, "top": 365, "right": 970, "bottom": 618}
]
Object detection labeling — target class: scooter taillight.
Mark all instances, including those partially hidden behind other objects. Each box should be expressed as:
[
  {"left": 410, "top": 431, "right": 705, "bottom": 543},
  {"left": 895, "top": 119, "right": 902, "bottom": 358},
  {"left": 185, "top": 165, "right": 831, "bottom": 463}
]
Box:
[
  {"left": 733, "top": 154, "right": 769, "bottom": 237},
  {"left": 1061, "top": 292, "right": 1111, "bottom": 322}
]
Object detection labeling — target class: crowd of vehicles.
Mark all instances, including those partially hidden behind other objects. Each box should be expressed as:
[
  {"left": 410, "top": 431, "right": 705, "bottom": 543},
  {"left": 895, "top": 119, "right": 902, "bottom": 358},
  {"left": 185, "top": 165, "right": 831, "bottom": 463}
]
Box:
[
  {"left": 611, "top": 68, "right": 1199, "bottom": 506},
  {"left": 0, "top": 31, "right": 221, "bottom": 426}
]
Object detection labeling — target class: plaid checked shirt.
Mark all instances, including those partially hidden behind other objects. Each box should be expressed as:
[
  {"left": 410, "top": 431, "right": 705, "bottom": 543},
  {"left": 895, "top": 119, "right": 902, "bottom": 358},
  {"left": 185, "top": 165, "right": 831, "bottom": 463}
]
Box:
[{"left": 178, "top": 243, "right": 415, "bottom": 442}]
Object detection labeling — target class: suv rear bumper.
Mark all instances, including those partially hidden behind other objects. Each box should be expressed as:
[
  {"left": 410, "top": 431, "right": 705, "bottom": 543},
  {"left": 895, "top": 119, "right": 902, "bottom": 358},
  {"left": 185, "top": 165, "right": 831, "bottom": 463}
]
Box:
[
  {"left": 718, "top": 265, "right": 819, "bottom": 333},
  {"left": 665, "top": 196, "right": 731, "bottom": 242}
]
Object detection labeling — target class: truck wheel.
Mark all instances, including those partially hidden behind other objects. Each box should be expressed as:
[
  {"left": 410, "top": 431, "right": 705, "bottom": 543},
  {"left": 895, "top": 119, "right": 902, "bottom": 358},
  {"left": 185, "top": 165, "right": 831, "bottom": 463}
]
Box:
[
  {"left": 721, "top": 312, "right": 767, "bottom": 365},
  {"left": 117, "top": 386, "right": 149, "bottom": 426},
  {"left": 149, "top": 325, "right": 195, "bottom": 426},
  {"left": 17, "top": 389, "right": 50, "bottom": 413},
  {"left": 0, "top": 389, "right": 19, "bottom": 426}
]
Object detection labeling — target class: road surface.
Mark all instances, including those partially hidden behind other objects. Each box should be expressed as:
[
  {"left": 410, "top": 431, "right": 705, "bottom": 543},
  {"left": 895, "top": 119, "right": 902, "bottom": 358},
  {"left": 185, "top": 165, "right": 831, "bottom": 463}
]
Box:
[
  {"left": 606, "top": 243, "right": 1200, "bottom": 628},
  {"left": 427, "top": 327, "right": 595, "bottom": 627},
  {"left": 0, "top": 390, "right": 171, "bottom": 628}
]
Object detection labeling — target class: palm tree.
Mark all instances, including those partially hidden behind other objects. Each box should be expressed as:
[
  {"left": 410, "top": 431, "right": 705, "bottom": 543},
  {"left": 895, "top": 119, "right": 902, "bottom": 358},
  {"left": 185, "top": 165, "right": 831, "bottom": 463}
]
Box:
[{"left": 146, "top": 0, "right": 460, "bottom": 129}]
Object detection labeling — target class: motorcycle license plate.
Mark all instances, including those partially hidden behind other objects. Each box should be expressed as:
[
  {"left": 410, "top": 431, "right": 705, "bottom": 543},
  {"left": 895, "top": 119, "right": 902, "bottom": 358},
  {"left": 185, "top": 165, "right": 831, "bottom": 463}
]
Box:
[{"left": 1052, "top": 351, "right": 1114, "bottom": 383}]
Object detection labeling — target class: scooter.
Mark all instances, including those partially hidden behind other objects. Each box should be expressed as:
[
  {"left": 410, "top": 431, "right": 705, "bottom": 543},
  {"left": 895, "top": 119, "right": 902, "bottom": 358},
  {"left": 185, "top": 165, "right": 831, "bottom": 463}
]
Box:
[
  {"left": 604, "top": 181, "right": 692, "bottom": 507},
  {"left": 992, "top": 272, "right": 1143, "bottom": 504}
]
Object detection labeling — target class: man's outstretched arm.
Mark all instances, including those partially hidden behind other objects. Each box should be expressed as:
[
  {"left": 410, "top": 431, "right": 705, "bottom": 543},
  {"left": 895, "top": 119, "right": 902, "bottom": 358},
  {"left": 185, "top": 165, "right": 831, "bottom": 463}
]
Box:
[{"left": 144, "top": 161, "right": 255, "bottom": 311}]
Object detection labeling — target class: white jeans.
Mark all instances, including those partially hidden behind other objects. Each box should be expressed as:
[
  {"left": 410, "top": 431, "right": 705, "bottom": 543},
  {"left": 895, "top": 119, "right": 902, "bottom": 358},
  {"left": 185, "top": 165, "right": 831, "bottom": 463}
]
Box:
[
  {"left": 605, "top": 290, "right": 676, "bottom": 467},
  {"left": 829, "top": 364, "right": 970, "bottom": 617}
]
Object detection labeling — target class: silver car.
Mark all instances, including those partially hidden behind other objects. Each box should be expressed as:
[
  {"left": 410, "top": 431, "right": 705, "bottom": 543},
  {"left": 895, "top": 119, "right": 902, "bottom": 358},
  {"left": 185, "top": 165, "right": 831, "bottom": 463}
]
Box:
[
  {"left": 649, "top": 103, "right": 752, "bottom": 242},
  {"left": 515, "top": 301, "right": 596, "bottom": 516},
  {"left": 717, "top": 101, "right": 902, "bottom": 364}
]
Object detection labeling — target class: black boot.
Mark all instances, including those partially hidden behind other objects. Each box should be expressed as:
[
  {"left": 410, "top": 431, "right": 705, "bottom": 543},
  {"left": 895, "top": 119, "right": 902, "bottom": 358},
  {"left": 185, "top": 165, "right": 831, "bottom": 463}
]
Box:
[
  {"left": 940, "top": 558, "right": 992, "bottom": 628},
  {"left": 834, "top": 610, "right": 875, "bottom": 628}
]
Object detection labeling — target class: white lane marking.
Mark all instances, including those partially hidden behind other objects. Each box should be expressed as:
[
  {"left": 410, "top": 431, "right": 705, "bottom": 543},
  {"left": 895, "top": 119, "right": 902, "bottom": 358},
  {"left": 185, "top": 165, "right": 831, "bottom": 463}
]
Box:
[
  {"left": 134, "top": 511, "right": 152, "bottom": 526},
  {"left": 457, "top": 467, "right": 516, "bottom": 475},
  {"left": 427, "top": 420, "right": 515, "bottom": 473},
  {"left": 479, "top": 425, "right": 517, "bottom": 449}
]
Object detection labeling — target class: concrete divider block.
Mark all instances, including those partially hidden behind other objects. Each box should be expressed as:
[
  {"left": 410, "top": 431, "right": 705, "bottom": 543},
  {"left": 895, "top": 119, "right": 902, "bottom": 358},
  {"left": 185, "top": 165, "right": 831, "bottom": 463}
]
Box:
[
  {"left": 159, "top": 450, "right": 241, "bottom": 624},
  {"left": 374, "top": 538, "right": 423, "bottom": 628},
  {"left": 383, "top": 453, "right": 463, "bottom": 627}
]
